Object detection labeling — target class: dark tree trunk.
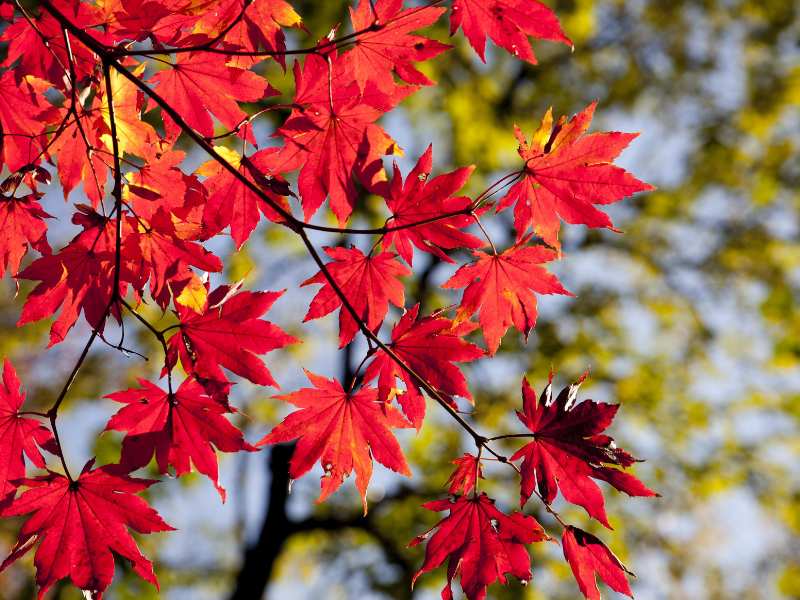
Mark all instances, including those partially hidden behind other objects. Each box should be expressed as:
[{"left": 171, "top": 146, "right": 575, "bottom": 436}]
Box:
[{"left": 227, "top": 443, "right": 294, "bottom": 600}]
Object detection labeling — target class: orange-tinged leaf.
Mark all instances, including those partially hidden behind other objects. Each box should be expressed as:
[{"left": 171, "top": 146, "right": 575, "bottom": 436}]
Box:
[
  {"left": 302, "top": 246, "right": 410, "bottom": 347},
  {"left": 443, "top": 238, "right": 571, "bottom": 354},
  {"left": 174, "top": 272, "right": 209, "bottom": 314},
  {"left": 149, "top": 53, "right": 274, "bottom": 140},
  {"left": 99, "top": 63, "right": 157, "bottom": 157},
  {"left": 195, "top": 0, "right": 303, "bottom": 68},
  {"left": 0, "top": 194, "right": 51, "bottom": 278},
  {"left": 132, "top": 209, "right": 222, "bottom": 305},
  {"left": 363, "top": 304, "right": 483, "bottom": 428},
  {"left": 258, "top": 371, "right": 411, "bottom": 513},
  {"left": 497, "top": 102, "right": 655, "bottom": 249},
  {"left": 50, "top": 116, "right": 108, "bottom": 205}
]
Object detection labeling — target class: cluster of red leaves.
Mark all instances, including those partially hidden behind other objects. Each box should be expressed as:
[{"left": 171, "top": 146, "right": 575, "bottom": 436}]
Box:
[
  {"left": 0, "top": 0, "right": 655, "bottom": 598},
  {"left": 416, "top": 376, "right": 655, "bottom": 600}
]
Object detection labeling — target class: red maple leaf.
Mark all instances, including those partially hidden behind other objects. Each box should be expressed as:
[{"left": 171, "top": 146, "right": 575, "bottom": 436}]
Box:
[
  {"left": 510, "top": 375, "right": 657, "bottom": 527},
  {"left": 562, "top": 526, "right": 634, "bottom": 600},
  {"left": 132, "top": 208, "right": 223, "bottom": 305},
  {"left": 362, "top": 304, "right": 483, "bottom": 428},
  {"left": 497, "top": 102, "right": 655, "bottom": 249},
  {"left": 195, "top": 0, "right": 303, "bottom": 69},
  {"left": 101, "top": 0, "right": 193, "bottom": 45},
  {"left": 166, "top": 284, "right": 298, "bottom": 388},
  {"left": 263, "top": 51, "right": 413, "bottom": 225},
  {"left": 410, "top": 493, "right": 548, "bottom": 600},
  {"left": 449, "top": 0, "right": 571, "bottom": 64},
  {"left": 49, "top": 114, "right": 108, "bottom": 205},
  {"left": 149, "top": 52, "right": 275, "bottom": 140},
  {"left": 381, "top": 145, "right": 483, "bottom": 266},
  {"left": 443, "top": 238, "right": 570, "bottom": 354},
  {"left": 303, "top": 246, "right": 411, "bottom": 347},
  {"left": 445, "top": 453, "right": 483, "bottom": 496},
  {"left": 0, "top": 193, "right": 51, "bottom": 278},
  {"left": 17, "top": 206, "right": 139, "bottom": 346},
  {"left": 124, "top": 143, "right": 212, "bottom": 241},
  {"left": 101, "top": 0, "right": 172, "bottom": 43},
  {"left": 0, "top": 359, "right": 57, "bottom": 500},
  {"left": 258, "top": 370, "right": 411, "bottom": 512},
  {"left": 0, "top": 1, "right": 100, "bottom": 89},
  {"left": 105, "top": 377, "right": 255, "bottom": 500},
  {"left": 124, "top": 143, "right": 192, "bottom": 211},
  {"left": 347, "top": 0, "right": 450, "bottom": 93},
  {"left": 0, "top": 71, "right": 52, "bottom": 173},
  {"left": 0, "top": 463, "right": 173, "bottom": 599},
  {"left": 197, "top": 147, "right": 291, "bottom": 248}
]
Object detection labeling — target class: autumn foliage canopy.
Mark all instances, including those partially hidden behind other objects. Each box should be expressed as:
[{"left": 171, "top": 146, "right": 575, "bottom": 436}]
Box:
[{"left": 0, "top": 0, "right": 656, "bottom": 598}]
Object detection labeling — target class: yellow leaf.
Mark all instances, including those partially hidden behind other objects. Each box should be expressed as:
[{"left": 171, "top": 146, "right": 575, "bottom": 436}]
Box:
[{"left": 175, "top": 274, "right": 208, "bottom": 314}]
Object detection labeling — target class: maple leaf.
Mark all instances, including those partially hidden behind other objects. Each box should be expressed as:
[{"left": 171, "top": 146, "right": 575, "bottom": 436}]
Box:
[
  {"left": 197, "top": 146, "right": 291, "bottom": 248},
  {"left": 123, "top": 142, "right": 211, "bottom": 240},
  {"left": 101, "top": 0, "right": 172, "bottom": 43},
  {"left": 497, "top": 102, "right": 655, "bottom": 249},
  {"left": 194, "top": 0, "right": 303, "bottom": 69},
  {"left": 0, "top": 359, "right": 57, "bottom": 500},
  {"left": 410, "top": 493, "right": 548, "bottom": 600},
  {"left": 150, "top": 53, "right": 275, "bottom": 140},
  {"left": 303, "top": 246, "right": 411, "bottom": 347},
  {"left": 165, "top": 284, "right": 298, "bottom": 388},
  {"left": 258, "top": 371, "right": 411, "bottom": 512},
  {"left": 0, "top": 71, "right": 51, "bottom": 173},
  {"left": 0, "top": 193, "right": 51, "bottom": 278},
  {"left": 50, "top": 114, "right": 109, "bottom": 205},
  {"left": 0, "top": 2, "right": 100, "bottom": 89},
  {"left": 443, "top": 238, "right": 571, "bottom": 354},
  {"left": 562, "top": 526, "right": 634, "bottom": 600},
  {"left": 347, "top": 0, "right": 450, "bottom": 93},
  {"left": 105, "top": 377, "right": 255, "bottom": 500},
  {"left": 99, "top": 62, "right": 157, "bottom": 158},
  {"left": 263, "top": 51, "right": 413, "bottom": 225},
  {"left": 124, "top": 143, "right": 191, "bottom": 212},
  {"left": 362, "top": 304, "right": 483, "bottom": 428},
  {"left": 446, "top": 453, "right": 484, "bottom": 496},
  {"left": 0, "top": 463, "right": 173, "bottom": 599},
  {"left": 17, "top": 207, "right": 139, "bottom": 346},
  {"left": 131, "top": 208, "right": 223, "bottom": 305},
  {"left": 510, "top": 375, "right": 657, "bottom": 528},
  {"left": 381, "top": 145, "right": 483, "bottom": 266},
  {"left": 449, "top": 0, "right": 571, "bottom": 64}
]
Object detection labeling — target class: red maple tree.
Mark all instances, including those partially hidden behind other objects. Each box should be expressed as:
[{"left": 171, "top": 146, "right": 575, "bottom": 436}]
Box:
[{"left": 0, "top": 1, "right": 655, "bottom": 598}]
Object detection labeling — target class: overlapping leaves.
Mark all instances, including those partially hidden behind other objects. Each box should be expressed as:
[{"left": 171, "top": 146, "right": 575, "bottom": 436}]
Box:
[{"left": 0, "top": 1, "right": 657, "bottom": 599}]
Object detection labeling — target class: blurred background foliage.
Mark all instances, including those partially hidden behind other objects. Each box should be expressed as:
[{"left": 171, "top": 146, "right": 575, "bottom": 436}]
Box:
[{"left": 0, "top": 0, "right": 798, "bottom": 598}]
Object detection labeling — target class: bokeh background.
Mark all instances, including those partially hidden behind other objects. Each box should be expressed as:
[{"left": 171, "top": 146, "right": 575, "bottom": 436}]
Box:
[{"left": 1, "top": 0, "right": 799, "bottom": 598}]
